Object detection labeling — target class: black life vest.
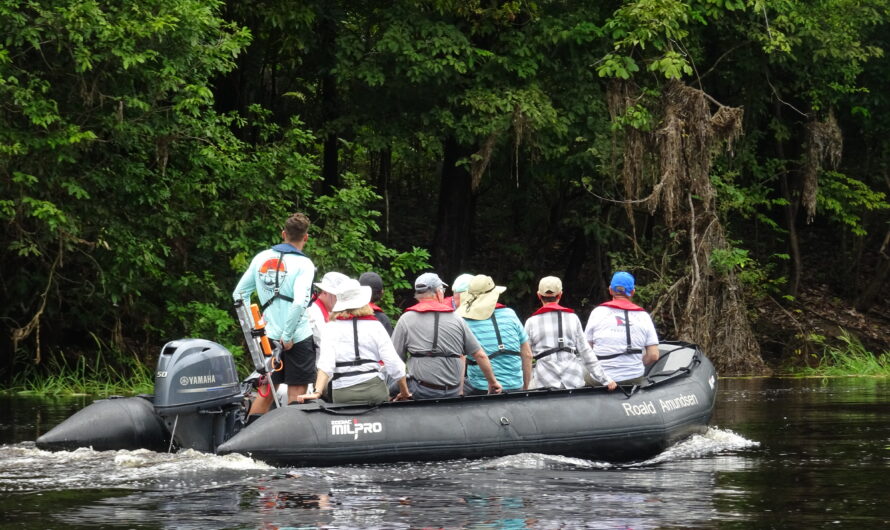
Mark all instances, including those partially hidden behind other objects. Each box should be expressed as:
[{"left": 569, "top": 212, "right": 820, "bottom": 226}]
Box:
[
  {"left": 332, "top": 316, "right": 383, "bottom": 380},
  {"left": 595, "top": 299, "right": 645, "bottom": 360},
  {"left": 259, "top": 243, "right": 312, "bottom": 312},
  {"left": 467, "top": 310, "right": 521, "bottom": 365},
  {"left": 530, "top": 304, "right": 578, "bottom": 361},
  {"left": 404, "top": 300, "right": 462, "bottom": 360}
]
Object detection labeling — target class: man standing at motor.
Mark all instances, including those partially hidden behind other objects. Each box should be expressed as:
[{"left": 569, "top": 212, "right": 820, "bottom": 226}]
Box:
[
  {"left": 233, "top": 212, "right": 316, "bottom": 415},
  {"left": 584, "top": 271, "right": 660, "bottom": 385}
]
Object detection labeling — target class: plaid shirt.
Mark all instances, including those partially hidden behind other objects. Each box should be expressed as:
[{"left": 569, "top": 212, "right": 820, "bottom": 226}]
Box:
[{"left": 524, "top": 307, "right": 612, "bottom": 389}]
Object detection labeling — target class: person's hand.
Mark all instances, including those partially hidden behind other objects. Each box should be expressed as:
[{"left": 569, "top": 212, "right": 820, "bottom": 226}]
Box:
[
  {"left": 606, "top": 381, "right": 618, "bottom": 391},
  {"left": 391, "top": 391, "right": 413, "bottom": 402},
  {"left": 281, "top": 340, "right": 294, "bottom": 350},
  {"left": 488, "top": 382, "right": 503, "bottom": 394},
  {"left": 296, "top": 391, "right": 320, "bottom": 403}
]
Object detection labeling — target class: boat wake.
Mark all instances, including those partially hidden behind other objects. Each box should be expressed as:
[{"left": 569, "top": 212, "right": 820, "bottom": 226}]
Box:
[
  {"left": 476, "top": 427, "right": 759, "bottom": 470},
  {"left": 0, "top": 443, "right": 270, "bottom": 492}
]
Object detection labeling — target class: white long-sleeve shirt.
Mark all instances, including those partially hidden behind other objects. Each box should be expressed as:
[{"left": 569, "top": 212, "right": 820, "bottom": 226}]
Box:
[{"left": 317, "top": 318, "right": 406, "bottom": 390}]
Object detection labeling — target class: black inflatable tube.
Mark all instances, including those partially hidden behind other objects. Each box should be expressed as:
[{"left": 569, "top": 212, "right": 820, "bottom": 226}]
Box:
[
  {"left": 35, "top": 395, "right": 170, "bottom": 452},
  {"left": 217, "top": 351, "right": 716, "bottom": 466}
]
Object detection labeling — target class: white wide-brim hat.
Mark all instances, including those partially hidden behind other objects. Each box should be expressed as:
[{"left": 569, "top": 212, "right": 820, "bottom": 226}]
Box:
[
  {"left": 314, "top": 271, "right": 350, "bottom": 293},
  {"left": 332, "top": 279, "right": 372, "bottom": 312}
]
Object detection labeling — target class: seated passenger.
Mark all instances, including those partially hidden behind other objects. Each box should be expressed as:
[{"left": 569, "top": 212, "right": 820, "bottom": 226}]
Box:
[
  {"left": 359, "top": 271, "right": 394, "bottom": 335},
  {"left": 525, "top": 276, "right": 617, "bottom": 391},
  {"left": 443, "top": 273, "right": 473, "bottom": 311},
  {"left": 391, "top": 272, "right": 502, "bottom": 399},
  {"left": 297, "top": 279, "right": 411, "bottom": 404},
  {"left": 457, "top": 275, "right": 533, "bottom": 395},
  {"left": 584, "top": 271, "right": 660, "bottom": 386}
]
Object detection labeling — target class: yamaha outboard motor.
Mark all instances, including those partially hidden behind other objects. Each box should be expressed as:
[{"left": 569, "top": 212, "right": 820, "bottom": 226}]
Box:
[{"left": 154, "top": 339, "right": 245, "bottom": 452}]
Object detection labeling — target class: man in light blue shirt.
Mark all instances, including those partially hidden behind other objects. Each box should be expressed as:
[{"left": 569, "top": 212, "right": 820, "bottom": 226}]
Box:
[
  {"left": 456, "top": 275, "right": 533, "bottom": 394},
  {"left": 233, "top": 212, "right": 315, "bottom": 414}
]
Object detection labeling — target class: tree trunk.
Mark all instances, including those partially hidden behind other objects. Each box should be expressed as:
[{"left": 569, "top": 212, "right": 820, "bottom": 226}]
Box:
[
  {"left": 377, "top": 147, "right": 392, "bottom": 241},
  {"left": 855, "top": 228, "right": 890, "bottom": 313},
  {"left": 780, "top": 169, "right": 803, "bottom": 297},
  {"left": 432, "top": 137, "right": 475, "bottom": 281},
  {"left": 319, "top": 12, "right": 339, "bottom": 195}
]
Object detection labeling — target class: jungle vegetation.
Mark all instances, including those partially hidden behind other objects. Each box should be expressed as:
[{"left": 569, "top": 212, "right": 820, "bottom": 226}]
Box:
[{"left": 2, "top": 0, "right": 889, "bottom": 389}]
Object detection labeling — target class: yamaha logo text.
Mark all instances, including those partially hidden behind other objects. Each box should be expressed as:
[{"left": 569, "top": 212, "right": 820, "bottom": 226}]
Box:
[{"left": 179, "top": 374, "right": 217, "bottom": 386}]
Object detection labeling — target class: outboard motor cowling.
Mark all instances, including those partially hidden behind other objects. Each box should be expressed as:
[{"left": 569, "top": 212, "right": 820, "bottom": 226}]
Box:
[{"left": 154, "top": 339, "right": 244, "bottom": 452}]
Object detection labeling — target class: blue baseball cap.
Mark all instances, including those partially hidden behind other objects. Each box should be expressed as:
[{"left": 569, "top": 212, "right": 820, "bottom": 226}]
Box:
[{"left": 610, "top": 271, "right": 635, "bottom": 295}]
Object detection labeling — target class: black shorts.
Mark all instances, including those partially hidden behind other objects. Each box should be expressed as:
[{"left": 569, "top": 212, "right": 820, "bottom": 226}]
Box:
[{"left": 271, "top": 335, "right": 316, "bottom": 386}]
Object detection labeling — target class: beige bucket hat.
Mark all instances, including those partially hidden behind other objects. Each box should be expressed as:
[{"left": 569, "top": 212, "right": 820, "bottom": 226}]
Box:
[{"left": 456, "top": 274, "right": 506, "bottom": 320}]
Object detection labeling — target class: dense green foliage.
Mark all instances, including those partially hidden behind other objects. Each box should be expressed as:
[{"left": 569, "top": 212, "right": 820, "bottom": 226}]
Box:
[{"left": 2, "top": 0, "right": 889, "bottom": 388}]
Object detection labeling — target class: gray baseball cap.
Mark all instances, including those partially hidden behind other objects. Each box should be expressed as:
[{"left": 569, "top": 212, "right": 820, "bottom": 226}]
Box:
[{"left": 414, "top": 272, "right": 447, "bottom": 294}]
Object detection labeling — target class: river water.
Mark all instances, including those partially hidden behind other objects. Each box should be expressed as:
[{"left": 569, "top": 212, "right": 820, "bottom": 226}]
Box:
[{"left": 0, "top": 377, "right": 887, "bottom": 529}]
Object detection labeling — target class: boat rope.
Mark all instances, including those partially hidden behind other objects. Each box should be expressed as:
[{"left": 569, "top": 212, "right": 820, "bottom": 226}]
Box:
[
  {"left": 167, "top": 414, "right": 178, "bottom": 453},
  {"left": 257, "top": 377, "right": 271, "bottom": 398}
]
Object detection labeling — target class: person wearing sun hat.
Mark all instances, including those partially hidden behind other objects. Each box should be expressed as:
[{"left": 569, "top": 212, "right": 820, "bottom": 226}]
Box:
[
  {"left": 391, "top": 272, "right": 502, "bottom": 399},
  {"left": 297, "top": 278, "right": 411, "bottom": 405},
  {"left": 525, "top": 276, "right": 617, "bottom": 391},
  {"left": 443, "top": 273, "right": 474, "bottom": 311},
  {"left": 457, "top": 274, "right": 533, "bottom": 395},
  {"left": 306, "top": 271, "right": 350, "bottom": 352},
  {"left": 584, "top": 271, "right": 660, "bottom": 385}
]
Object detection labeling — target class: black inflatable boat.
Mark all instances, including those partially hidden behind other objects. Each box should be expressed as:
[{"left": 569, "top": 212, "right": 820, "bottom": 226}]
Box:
[{"left": 36, "top": 340, "right": 716, "bottom": 466}]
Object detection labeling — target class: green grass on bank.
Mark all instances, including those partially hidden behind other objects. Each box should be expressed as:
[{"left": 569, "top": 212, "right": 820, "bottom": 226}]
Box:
[
  {"left": 6, "top": 330, "right": 886, "bottom": 395},
  {"left": 7, "top": 351, "right": 154, "bottom": 397},
  {"left": 783, "top": 330, "right": 890, "bottom": 377}
]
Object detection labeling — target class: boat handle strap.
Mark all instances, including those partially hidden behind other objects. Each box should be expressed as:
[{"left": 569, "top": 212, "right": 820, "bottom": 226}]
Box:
[{"left": 317, "top": 402, "right": 381, "bottom": 416}]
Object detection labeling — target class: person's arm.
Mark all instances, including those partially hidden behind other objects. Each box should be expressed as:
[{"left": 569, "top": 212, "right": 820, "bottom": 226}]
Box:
[
  {"left": 390, "top": 319, "right": 409, "bottom": 362},
  {"left": 574, "top": 317, "right": 617, "bottom": 390},
  {"left": 375, "top": 323, "right": 407, "bottom": 381},
  {"left": 471, "top": 348, "right": 502, "bottom": 394},
  {"left": 392, "top": 377, "right": 412, "bottom": 401},
  {"left": 520, "top": 341, "right": 533, "bottom": 390},
  {"left": 280, "top": 258, "right": 314, "bottom": 344},
  {"left": 641, "top": 312, "right": 660, "bottom": 366},
  {"left": 643, "top": 344, "right": 660, "bottom": 366},
  {"left": 297, "top": 370, "right": 330, "bottom": 403},
  {"left": 299, "top": 322, "right": 336, "bottom": 400},
  {"left": 232, "top": 258, "right": 257, "bottom": 302}
]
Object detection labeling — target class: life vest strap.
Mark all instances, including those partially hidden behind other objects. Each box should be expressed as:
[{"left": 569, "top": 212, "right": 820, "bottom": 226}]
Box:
[
  {"left": 332, "top": 319, "right": 380, "bottom": 380},
  {"left": 409, "top": 350, "right": 461, "bottom": 359},
  {"left": 596, "top": 349, "right": 643, "bottom": 360},
  {"left": 335, "top": 359, "right": 379, "bottom": 368},
  {"left": 467, "top": 349, "right": 520, "bottom": 365},
  {"left": 534, "top": 346, "right": 576, "bottom": 361},
  {"left": 332, "top": 368, "right": 379, "bottom": 380},
  {"left": 595, "top": 309, "right": 643, "bottom": 359},
  {"left": 468, "top": 311, "right": 519, "bottom": 365},
  {"left": 533, "top": 311, "right": 574, "bottom": 361}
]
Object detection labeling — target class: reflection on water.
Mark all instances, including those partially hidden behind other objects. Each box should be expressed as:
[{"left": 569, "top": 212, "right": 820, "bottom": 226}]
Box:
[{"left": 1, "top": 377, "right": 888, "bottom": 528}]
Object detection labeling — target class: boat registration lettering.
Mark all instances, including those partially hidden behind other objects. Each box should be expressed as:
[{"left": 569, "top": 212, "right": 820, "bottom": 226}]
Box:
[
  {"left": 330, "top": 418, "right": 384, "bottom": 441},
  {"left": 622, "top": 401, "right": 657, "bottom": 416},
  {"left": 659, "top": 393, "right": 699, "bottom": 412}
]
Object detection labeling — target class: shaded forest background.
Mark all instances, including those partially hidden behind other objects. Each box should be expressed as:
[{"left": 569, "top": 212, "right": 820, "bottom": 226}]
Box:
[{"left": 2, "top": 0, "right": 888, "bottom": 382}]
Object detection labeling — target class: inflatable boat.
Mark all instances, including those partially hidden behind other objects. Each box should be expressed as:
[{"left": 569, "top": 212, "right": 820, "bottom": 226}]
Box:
[{"left": 36, "top": 340, "right": 716, "bottom": 466}]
